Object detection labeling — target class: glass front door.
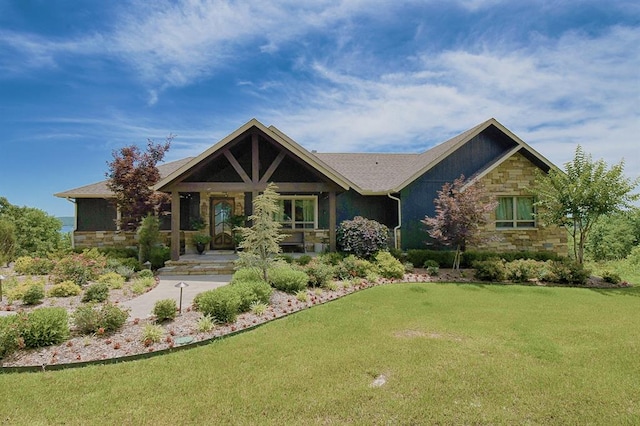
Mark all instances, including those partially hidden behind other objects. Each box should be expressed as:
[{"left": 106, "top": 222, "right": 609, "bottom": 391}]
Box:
[{"left": 211, "top": 198, "right": 234, "bottom": 249}]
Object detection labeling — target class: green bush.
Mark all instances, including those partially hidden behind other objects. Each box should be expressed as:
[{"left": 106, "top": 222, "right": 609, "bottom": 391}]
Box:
[
  {"left": 13, "top": 256, "right": 55, "bottom": 275},
  {"left": 505, "top": 259, "right": 546, "bottom": 282},
  {"left": 295, "top": 254, "right": 313, "bottom": 266},
  {"left": 374, "top": 251, "right": 405, "bottom": 279},
  {"left": 269, "top": 265, "right": 309, "bottom": 293},
  {"left": 194, "top": 286, "right": 241, "bottom": 324},
  {"left": 72, "top": 303, "right": 129, "bottom": 334},
  {"left": 51, "top": 252, "right": 106, "bottom": 285},
  {"left": 406, "top": 250, "right": 456, "bottom": 269},
  {"left": 317, "top": 252, "right": 344, "bottom": 266},
  {"left": 48, "top": 281, "right": 82, "bottom": 297},
  {"left": 337, "top": 216, "right": 389, "bottom": 259},
  {"left": 149, "top": 246, "right": 171, "bottom": 270},
  {"left": 97, "top": 272, "right": 126, "bottom": 289},
  {"left": 0, "top": 315, "right": 21, "bottom": 359},
  {"left": 230, "top": 280, "right": 273, "bottom": 312},
  {"left": 5, "top": 278, "right": 41, "bottom": 303},
  {"left": 137, "top": 269, "right": 154, "bottom": 279},
  {"left": 153, "top": 299, "right": 177, "bottom": 322},
  {"left": 82, "top": 282, "right": 110, "bottom": 303},
  {"left": 473, "top": 259, "right": 506, "bottom": 282},
  {"left": 601, "top": 270, "right": 621, "bottom": 284},
  {"left": 141, "top": 324, "right": 164, "bottom": 344},
  {"left": 21, "top": 307, "right": 70, "bottom": 348},
  {"left": 21, "top": 282, "right": 45, "bottom": 305},
  {"left": 335, "top": 255, "right": 376, "bottom": 280},
  {"left": 303, "top": 259, "right": 335, "bottom": 287},
  {"left": 231, "top": 268, "right": 263, "bottom": 283},
  {"left": 548, "top": 259, "right": 590, "bottom": 285}
]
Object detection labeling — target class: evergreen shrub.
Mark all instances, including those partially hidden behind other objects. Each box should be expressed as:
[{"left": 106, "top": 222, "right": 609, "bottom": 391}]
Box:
[
  {"left": 153, "top": 299, "right": 177, "bottom": 322},
  {"left": 269, "top": 265, "right": 309, "bottom": 293},
  {"left": 194, "top": 287, "right": 241, "bottom": 324},
  {"left": 82, "top": 282, "right": 110, "bottom": 303},
  {"left": 48, "top": 281, "right": 82, "bottom": 297},
  {"left": 473, "top": 259, "right": 507, "bottom": 282},
  {"left": 374, "top": 251, "right": 405, "bottom": 279}
]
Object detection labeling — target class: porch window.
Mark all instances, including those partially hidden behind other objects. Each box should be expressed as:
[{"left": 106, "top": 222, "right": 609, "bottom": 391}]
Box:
[
  {"left": 276, "top": 196, "right": 317, "bottom": 229},
  {"left": 496, "top": 196, "right": 535, "bottom": 228}
]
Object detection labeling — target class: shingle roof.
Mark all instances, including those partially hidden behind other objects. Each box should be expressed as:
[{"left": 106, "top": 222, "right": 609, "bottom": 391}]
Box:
[{"left": 54, "top": 157, "right": 194, "bottom": 198}]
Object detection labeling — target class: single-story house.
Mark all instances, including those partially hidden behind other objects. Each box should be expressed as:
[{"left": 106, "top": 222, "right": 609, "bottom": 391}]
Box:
[{"left": 55, "top": 118, "right": 567, "bottom": 261}]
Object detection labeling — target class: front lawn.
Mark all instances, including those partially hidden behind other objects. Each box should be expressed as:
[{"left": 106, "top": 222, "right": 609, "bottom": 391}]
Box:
[{"left": 1, "top": 283, "right": 638, "bottom": 424}]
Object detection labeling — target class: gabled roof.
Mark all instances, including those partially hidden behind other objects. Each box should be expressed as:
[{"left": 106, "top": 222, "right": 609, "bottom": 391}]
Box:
[
  {"left": 153, "top": 118, "right": 354, "bottom": 191},
  {"left": 54, "top": 157, "right": 193, "bottom": 199},
  {"left": 56, "top": 117, "right": 556, "bottom": 198}
]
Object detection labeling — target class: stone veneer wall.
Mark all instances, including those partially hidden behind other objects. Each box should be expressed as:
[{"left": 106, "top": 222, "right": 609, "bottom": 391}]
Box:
[
  {"left": 73, "top": 231, "right": 172, "bottom": 249},
  {"left": 471, "top": 152, "right": 568, "bottom": 256}
]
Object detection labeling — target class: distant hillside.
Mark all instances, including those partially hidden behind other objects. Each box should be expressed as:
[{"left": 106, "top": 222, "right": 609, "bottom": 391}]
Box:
[{"left": 58, "top": 216, "right": 74, "bottom": 226}]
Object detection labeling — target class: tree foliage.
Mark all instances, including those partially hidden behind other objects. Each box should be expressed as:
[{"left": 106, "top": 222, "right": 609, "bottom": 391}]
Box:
[
  {"left": 106, "top": 137, "right": 172, "bottom": 231},
  {"left": 337, "top": 216, "right": 388, "bottom": 259},
  {"left": 532, "top": 145, "right": 639, "bottom": 264},
  {"left": 586, "top": 208, "right": 640, "bottom": 261},
  {"left": 421, "top": 175, "right": 497, "bottom": 269},
  {"left": 137, "top": 214, "right": 162, "bottom": 264},
  {"left": 0, "top": 197, "right": 63, "bottom": 258},
  {"left": 235, "top": 183, "right": 284, "bottom": 282},
  {"left": 0, "top": 217, "right": 16, "bottom": 266}
]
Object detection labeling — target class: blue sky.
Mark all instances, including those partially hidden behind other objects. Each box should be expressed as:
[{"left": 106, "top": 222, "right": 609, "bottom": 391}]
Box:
[{"left": 1, "top": 0, "right": 638, "bottom": 217}]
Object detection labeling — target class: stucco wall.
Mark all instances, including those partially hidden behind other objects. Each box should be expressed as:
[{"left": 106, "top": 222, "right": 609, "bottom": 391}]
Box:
[{"left": 471, "top": 152, "right": 568, "bottom": 256}]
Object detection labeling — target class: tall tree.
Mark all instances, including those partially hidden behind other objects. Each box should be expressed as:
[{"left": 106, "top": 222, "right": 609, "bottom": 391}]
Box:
[
  {"left": 235, "top": 183, "right": 284, "bottom": 281},
  {"left": 0, "top": 197, "right": 63, "bottom": 257},
  {"left": 532, "top": 145, "right": 639, "bottom": 264},
  {"left": 106, "top": 137, "right": 172, "bottom": 231},
  {"left": 421, "top": 175, "right": 497, "bottom": 270}
]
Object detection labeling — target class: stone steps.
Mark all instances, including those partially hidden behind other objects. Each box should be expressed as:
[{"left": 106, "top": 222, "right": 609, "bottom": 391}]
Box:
[{"left": 158, "top": 251, "right": 237, "bottom": 276}]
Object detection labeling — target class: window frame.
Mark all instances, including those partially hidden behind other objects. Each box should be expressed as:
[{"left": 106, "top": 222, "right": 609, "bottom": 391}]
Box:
[
  {"left": 496, "top": 196, "right": 536, "bottom": 229},
  {"left": 276, "top": 196, "right": 318, "bottom": 230}
]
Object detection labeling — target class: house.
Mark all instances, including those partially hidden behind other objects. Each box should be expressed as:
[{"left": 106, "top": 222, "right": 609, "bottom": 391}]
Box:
[{"left": 55, "top": 118, "right": 567, "bottom": 261}]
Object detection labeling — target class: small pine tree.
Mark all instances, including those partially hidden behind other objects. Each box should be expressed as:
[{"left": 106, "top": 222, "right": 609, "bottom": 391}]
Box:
[
  {"left": 137, "top": 214, "right": 161, "bottom": 264},
  {"left": 421, "top": 175, "right": 497, "bottom": 270},
  {"left": 235, "top": 183, "right": 284, "bottom": 282}
]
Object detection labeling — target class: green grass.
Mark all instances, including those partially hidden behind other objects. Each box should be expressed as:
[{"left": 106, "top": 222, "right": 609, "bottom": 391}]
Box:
[{"left": 1, "top": 283, "right": 639, "bottom": 424}]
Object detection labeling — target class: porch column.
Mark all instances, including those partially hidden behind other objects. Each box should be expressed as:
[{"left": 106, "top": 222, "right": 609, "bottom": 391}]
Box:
[
  {"left": 329, "top": 191, "right": 336, "bottom": 251},
  {"left": 171, "top": 190, "right": 180, "bottom": 261}
]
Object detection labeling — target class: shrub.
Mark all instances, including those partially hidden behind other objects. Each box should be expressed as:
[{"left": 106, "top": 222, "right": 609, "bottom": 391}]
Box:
[
  {"left": 295, "top": 290, "right": 308, "bottom": 302},
  {"left": 5, "top": 278, "right": 43, "bottom": 304},
  {"left": 303, "top": 259, "right": 335, "bottom": 287},
  {"left": 194, "top": 287, "right": 241, "bottom": 324},
  {"left": 196, "top": 315, "right": 215, "bottom": 332},
  {"left": 141, "top": 324, "right": 164, "bottom": 344},
  {"left": 48, "top": 281, "right": 82, "bottom": 297},
  {"left": 323, "top": 280, "right": 339, "bottom": 291},
  {"left": 13, "top": 256, "right": 54, "bottom": 275},
  {"left": 406, "top": 250, "right": 456, "bottom": 269},
  {"left": 548, "top": 259, "right": 590, "bottom": 285},
  {"left": 335, "top": 255, "right": 376, "bottom": 280},
  {"left": 473, "top": 259, "right": 506, "bottom": 282},
  {"left": 0, "top": 315, "right": 21, "bottom": 359},
  {"left": 231, "top": 268, "right": 263, "bottom": 284},
  {"left": 317, "top": 252, "right": 344, "bottom": 266},
  {"left": 97, "top": 272, "right": 126, "bottom": 289},
  {"left": 505, "top": 259, "right": 546, "bottom": 282},
  {"left": 153, "top": 299, "right": 177, "bottom": 322},
  {"left": 137, "top": 269, "right": 154, "bottom": 279},
  {"left": 115, "top": 265, "right": 136, "bottom": 279},
  {"left": 72, "top": 303, "right": 129, "bottom": 334},
  {"left": 601, "top": 270, "right": 621, "bottom": 285},
  {"left": 374, "top": 251, "right": 405, "bottom": 279},
  {"left": 337, "top": 216, "right": 389, "bottom": 259},
  {"left": 627, "top": 246, "right": 640, "bottom": 265},
  {"left": 403, "top": 262, "right": 414, "bottom": 273},
  {"left": 250, "top": 301, "right": 268, "bottom": 316},
  {"left": 21, "top": 282, "right": 45, "bottom": 305},
  {"left": 21, "top": 307, "right": 70, "bottom": 348},
  {"left": 131, "top": 281, "right": 147, "bottom": 295},
  {"left": 51, "top": 252, "right": 106, "bottom": 285},
  {"left": 269, "top": 265, "right": 309, "bottom": 293},
  {"left": 130, "top": 276, "right": 155, "bottom": 293},
  {"left": 149, "top": 246, "right": 170, "bottom": 270},
  {"left": 82, "top": 282, "right": 110, "bottom": 303},
  {"left": 230, "top": 280, "right": 273, "bottom": 312},
  {"left": 295, "top": 255, "right": 313, "bottom": 266}
]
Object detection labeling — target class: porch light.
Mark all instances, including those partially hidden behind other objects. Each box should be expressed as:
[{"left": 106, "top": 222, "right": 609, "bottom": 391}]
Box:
[
  {"left": 0, "top": 275, "right": 4, "bottom": 301},
  {"left": 144, "top": 261, "right": 152, "bottom": 270},
  {"left": 175, "top": 281, "right": 189, "bottom": 314}
]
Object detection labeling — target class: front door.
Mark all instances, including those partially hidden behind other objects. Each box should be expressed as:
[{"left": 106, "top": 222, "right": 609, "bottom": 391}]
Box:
[{"left": 210, "top": 198, "right": 234, "bottom": 249}]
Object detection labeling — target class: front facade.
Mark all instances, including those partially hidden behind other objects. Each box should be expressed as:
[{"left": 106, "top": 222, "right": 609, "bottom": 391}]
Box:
[{"left": 56, "top": 118, "right": 567, "bottom": 260}]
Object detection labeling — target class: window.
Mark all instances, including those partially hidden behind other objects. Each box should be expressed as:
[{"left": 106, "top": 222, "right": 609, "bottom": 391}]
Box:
[
  {"left": 275, "top": 197, "right": 317, "bottom": 229},
  {"left": 496, "top": 196, "right": 535, "bottom": 228}
]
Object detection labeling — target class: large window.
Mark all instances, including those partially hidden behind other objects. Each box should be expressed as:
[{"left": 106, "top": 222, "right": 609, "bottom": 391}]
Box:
[
  {"left": 276, "top": 197, "right": 317, "bottom": 229},
  {"left": 496, "top": 196, "right": 535, "bottom": 228}
]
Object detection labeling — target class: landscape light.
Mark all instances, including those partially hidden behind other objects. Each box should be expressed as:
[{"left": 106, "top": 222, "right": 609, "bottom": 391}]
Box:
[{"left": 175, "top": 281, "right": 189, "bottom": 314}]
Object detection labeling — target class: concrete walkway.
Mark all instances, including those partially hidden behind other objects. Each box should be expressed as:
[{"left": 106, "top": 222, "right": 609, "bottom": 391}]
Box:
[{"left": 120, "top": 275, "right": 232, "bottom": 319}]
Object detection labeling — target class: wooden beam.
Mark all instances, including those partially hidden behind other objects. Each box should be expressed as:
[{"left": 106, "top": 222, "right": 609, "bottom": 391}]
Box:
[
  {"left": 169, "top": 182, "right": 340, "bottom": 193},
  {"left": 170, "top": 191, "right": 180, "bottom": 261},
  {"left": 223, "top": 150, "right": 251, "bottom": 183},
  {"left": 252, "top": 134, "right": 259, "bottom": 183},
  {"left": 329, "top": 191, "right": 336, "bottom": 252},
  {"left": 259, "top": 151, "right": 286, "bottom": 184}
]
